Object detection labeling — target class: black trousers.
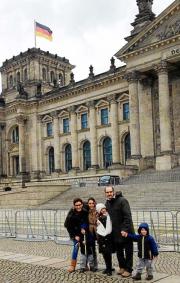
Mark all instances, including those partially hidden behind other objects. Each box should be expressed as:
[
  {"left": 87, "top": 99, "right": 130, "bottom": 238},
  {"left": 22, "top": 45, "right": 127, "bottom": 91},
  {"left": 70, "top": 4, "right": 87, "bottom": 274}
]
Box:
[
  {"left": 116, "top": 239, "right": 133, "bottom": 273},
  {"left": 102, "top": 251, "right": 112, "bottom": 272}
]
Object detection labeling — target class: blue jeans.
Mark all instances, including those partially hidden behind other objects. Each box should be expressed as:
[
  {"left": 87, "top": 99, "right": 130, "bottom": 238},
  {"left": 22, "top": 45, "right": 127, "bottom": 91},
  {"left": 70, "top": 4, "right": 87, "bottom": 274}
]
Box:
[{"left": 72, "top": 240, "right": 79, "bottom": 260}]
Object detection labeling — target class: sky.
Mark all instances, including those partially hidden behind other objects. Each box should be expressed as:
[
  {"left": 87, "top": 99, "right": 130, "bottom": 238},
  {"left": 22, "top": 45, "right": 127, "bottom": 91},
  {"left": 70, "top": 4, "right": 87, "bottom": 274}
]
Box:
[{"left": 0, "top": 0, "right": 174, "bottom": 90}]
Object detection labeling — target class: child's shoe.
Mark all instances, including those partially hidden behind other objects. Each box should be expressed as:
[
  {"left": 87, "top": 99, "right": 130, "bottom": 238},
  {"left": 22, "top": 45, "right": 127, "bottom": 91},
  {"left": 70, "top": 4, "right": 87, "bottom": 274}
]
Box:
[
  {"left": 146, "top": 275, "right": 153, "bottom": 280},
  {"left": 132, "top": 272, "right": 141, "bottom": 280}
]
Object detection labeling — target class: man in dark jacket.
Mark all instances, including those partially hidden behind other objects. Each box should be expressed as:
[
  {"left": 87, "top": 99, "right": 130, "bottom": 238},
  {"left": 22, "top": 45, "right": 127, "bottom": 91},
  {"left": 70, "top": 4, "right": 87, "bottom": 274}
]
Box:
[
  {"left": 105, "top": 186, "right": 134, "bottom": 278},
  {"left": 64, "top": 198, "right": 88, "bottom": 272}
]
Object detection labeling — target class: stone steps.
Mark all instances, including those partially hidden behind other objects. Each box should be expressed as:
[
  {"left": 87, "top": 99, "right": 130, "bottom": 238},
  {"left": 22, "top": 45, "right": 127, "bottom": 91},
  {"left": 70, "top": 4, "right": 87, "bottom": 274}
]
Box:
[{"left": 40, "top": 180, "right": 180, "bottom": 210}]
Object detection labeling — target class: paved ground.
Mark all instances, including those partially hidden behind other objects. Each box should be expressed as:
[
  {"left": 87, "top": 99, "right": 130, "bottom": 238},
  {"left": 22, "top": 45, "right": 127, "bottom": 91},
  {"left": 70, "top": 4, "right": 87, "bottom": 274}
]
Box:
[{"left": 0, "top": 238, "right": 179, "bottom": 283}]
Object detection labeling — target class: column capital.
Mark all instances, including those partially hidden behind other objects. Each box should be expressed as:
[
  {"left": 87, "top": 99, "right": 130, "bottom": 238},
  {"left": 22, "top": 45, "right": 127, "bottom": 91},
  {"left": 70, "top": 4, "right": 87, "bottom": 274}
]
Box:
[
  {"left": 154, "top": 60, "right": 168, "bottom": 73},
  {"left": 68, "top": 105, "right": 76, "bottom": 113},
  {"left": 107, "top": 94, "right": 117, "bottom": 104},
  {"left": 16, "top": 114, "right": 27, "bottom": 124},
  {"left": 124, "top": 71, "right": 140, "bottom": 82},
  {"left": 51, "top": 110, "right": 59, "bottom": 118},
  {"left": 86, "top": 100, "right": 96, "bottom": 108}
]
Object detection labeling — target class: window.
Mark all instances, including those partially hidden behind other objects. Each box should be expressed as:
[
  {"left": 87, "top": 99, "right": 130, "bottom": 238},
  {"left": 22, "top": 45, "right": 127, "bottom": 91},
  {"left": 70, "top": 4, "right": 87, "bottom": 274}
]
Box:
[
  {"left": 81, "top": 113, "right": 88, "bottom": 129},
  {"left": 24, "top": 68, "right": 28, "bottom": 81},
  {"left": 83, "top": 141, "right": 91, "bottom": 170},
  {"left": 59, "top": 73, "right": 64, "bottom": 86},
  {"left": 47, "top": 122, "right": 53, "bottom": 137},
  {"left": 65, "top": 144, "right": 72, "bottom": 172},
  {"left": 123, "top": 103, "right": 129, "bottom": 120},
  {"left": 17, "top": 71, "right": 20, "bottom": 82},
  {"left": 63, "top": 118, "right": 69, "bottom": 133},
  {"left": 103, "top": 137, "right": 112, "bottom": 168},
  {"left": 124, "top": 133, "right": 131, "bottom": 162},
  {"left": 9, "top": 75, "right": 13, "bottom": 88},
  {"left": 48, "top": 147, "right": 55, "bottom": 173},
  {"left": 12, "top": 126, "right": 19, "bottom": 143},
  {"left": 42, "top": 68, "right": 47, "bottom": 81},
  {"left": 101, "top": 108, "right": 108, "bottom": 125},
  {"left": 50, "top": 71, "right": 55, "bottom": 83}
]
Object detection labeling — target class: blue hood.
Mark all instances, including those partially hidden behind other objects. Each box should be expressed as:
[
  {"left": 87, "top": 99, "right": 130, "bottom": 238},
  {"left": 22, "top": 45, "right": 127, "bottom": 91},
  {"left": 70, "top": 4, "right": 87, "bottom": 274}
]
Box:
[{"left": 138, "top": 222, "right": 149, "bottom": 235}]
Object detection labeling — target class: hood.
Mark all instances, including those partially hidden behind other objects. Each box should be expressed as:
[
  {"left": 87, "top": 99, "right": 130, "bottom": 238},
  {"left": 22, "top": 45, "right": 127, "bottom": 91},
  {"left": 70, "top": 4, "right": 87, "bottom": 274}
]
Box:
[{"left": 138, "top": 222, "right": 149, "bottom": 235}]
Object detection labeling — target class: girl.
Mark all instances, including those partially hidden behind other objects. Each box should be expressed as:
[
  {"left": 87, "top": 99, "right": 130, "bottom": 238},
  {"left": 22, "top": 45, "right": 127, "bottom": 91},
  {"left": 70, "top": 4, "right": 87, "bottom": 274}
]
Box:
[{"left": 96, "top": 203, "right": 113, "bottom": 276}]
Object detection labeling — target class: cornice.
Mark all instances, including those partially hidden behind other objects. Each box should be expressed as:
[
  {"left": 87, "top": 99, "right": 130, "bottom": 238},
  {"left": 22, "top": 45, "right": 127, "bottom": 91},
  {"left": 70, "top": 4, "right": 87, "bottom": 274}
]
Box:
[
  {"left": 121, "top": 35, "right": 180, "bottom": 61},
  {"left": 39, "top": 69, "right": 126, "bottom": 106}
]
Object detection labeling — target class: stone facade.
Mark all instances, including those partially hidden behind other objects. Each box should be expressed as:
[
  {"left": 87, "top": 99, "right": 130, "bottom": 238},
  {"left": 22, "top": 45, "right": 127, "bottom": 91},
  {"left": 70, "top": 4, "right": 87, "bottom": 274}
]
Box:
[{"left": 0, "top": 0, "right": 180, "bottom": 184}]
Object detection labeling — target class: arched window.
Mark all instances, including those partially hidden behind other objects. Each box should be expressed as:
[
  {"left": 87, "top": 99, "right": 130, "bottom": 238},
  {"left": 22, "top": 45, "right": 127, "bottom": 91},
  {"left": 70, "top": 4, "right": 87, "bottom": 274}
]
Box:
[
  {"left": 103, "top": 137, "right": 112, "bottom": 168},
  {"left": 17, "top": 71, "right": 20, "bottom": 82},
  {"left": 65, "top": 144, "right": 72, "bottom": 172},
  {"left": 24, "top": 68, "right": 28, "bottom": 81},
  {"left": 9, "top": 75, "right": 13, "bottom": 88},
  {"left": 83, "top": 141, "right": 91, "bottom": 170},
  {"left": 58, "top": 73, "right": 64, "bottom": 86},
  {"left": 124, "top": 133, "right": 131, "bottom": 163},
  {"left": 48, "top": 147, "right": 55, "bottom": 173},
  {"left": 12, "top": 126, "right": 19, "bottom": 143},
  {"left": 42, "top": 68, "right": 47, "bottom": 81},
  {"left": 50, "top": 71, "right": 55, "bottom": 83}
]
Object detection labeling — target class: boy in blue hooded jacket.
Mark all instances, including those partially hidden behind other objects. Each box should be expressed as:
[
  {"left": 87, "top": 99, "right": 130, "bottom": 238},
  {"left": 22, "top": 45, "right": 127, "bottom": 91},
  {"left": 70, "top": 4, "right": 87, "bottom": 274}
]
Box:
[{"left": 122, "top": 222, "right": 158, "bottom": 281}]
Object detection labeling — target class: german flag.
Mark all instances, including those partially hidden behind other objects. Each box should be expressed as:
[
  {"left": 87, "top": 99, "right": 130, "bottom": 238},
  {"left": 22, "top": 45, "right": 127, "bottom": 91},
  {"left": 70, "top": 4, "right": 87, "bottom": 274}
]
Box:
[{"left": 35, "top": 22, "right": 53, "bottom": 41}]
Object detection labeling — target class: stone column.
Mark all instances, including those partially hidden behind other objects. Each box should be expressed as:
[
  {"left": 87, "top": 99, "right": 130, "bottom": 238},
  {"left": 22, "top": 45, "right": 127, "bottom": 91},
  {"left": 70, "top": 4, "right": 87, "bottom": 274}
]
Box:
[
  {"left": 37, "top": 115, "right": 43, "bottom": 174},
  {"left": 126, "top": 71, "right": 141, "bottom": 158},
  {"left": 88, "top": 101, "right": 98, "bottom": 168},
  {"left": 109, "top": 96, "right": 120, "bottom": 164},
  {"left": 156, "top": 61, "right": 172, "bottom": 153},
  {"left": 69, "top": 106, "right": 79, "bottom": 170},
  {"left": 16, "top": 115, "right": 27, "bottom": 173},
  {"left": 52, "top": 111, "right": 61, "bottom": 172},
  {"left": 154, "top": 61, "right": 174, "bottom": 170}
]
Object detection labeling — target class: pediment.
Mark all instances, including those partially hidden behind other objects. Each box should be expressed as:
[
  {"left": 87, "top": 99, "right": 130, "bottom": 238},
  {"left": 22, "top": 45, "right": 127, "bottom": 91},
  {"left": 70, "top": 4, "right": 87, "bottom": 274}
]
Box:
[
  {"left": 41, "top": 115, "right": 52, "bottom": 123},
  {"left": 116, "top": 0, "right": 180, "bottom": 59},
  {"left": 58, "top": 110, "right": 69, "bottom": 118},
  {"left": 76, "top": 105, "right": 88, "bottom": 113},
  {"left": 117, "top": 93, "right": 129, "bottom": 103},
  {"left": 95, "top": 99, "right": 109, "bottom": 108}
]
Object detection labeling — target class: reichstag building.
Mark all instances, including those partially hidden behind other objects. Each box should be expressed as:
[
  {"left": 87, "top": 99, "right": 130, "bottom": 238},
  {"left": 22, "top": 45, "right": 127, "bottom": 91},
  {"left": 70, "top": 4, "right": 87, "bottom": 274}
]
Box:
[{"left": 0, "top": 0, "right": 179, "bottom": 185}]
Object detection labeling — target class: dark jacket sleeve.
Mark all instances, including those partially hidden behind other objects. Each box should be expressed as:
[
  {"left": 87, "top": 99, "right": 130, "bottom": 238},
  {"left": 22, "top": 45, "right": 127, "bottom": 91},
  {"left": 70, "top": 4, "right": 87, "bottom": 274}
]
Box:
[
  {"left": 127, "top": 233, "right": 140, "bottom": 242},
  {"left": 64, "top": 209, "right": 75, "bottom": 239},
  {"left": 149, "top": 235, "right": 159, "bottom": 256},
  {"left": 120, "top": 198, "right": 133, "bottom": 232}
]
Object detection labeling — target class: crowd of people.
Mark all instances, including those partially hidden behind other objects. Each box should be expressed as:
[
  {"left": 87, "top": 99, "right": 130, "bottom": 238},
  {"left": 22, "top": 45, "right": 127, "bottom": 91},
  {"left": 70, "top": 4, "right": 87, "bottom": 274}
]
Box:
[{"left": 64, "top": 186, "right": 158, "bottom": 280}]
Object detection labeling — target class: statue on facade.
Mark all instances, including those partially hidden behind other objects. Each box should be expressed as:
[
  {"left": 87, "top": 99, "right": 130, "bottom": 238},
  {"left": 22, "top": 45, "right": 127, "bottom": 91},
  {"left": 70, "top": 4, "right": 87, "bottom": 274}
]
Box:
[
  {"left": 16, "top": 81, "right": 28, "bottom": 99},
  {"left": 137, "top": 0, "right": 153, "bottom": 14}
]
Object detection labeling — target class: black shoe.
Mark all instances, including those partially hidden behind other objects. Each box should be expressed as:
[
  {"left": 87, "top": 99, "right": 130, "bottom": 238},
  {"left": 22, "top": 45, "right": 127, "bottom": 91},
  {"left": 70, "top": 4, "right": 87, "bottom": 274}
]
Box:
[
  {"left": 106, "top": 271, "right": 112, "bottom": 276},
  {"left": 90, "top": 267, "right": 98, "bottom": 272},
  {"left": 102, "top": 269, "right": 108, "bottom": 274},
  {"left": 79, "top": 268, "right": 86, "bottom": 273},
  {"left": 146, "top": 275, "right": 153, "bottom": 280},
  {"left": 132, "top": 272, "right": 141, "bottom": 280}
]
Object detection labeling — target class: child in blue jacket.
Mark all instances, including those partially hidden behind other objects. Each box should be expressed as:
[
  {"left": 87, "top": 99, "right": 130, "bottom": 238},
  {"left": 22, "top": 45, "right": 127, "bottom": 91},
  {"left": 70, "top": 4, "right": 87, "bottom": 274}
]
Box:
[{"left": 122, "top": 222, "right": 158, "bottom": 281}]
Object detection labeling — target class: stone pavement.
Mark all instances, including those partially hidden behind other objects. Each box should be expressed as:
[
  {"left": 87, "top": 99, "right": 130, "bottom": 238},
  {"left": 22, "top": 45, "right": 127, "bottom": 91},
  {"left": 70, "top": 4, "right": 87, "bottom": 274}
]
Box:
[{"left": 0, "top": 238, "right": 179, "bottom": 283}]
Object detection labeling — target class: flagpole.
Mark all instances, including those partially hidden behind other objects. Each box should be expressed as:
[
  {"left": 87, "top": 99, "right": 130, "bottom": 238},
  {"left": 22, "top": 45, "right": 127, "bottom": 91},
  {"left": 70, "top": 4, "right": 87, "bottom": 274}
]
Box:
[{"left": 34, "top": 20, "right": 37, "bottom": 48}]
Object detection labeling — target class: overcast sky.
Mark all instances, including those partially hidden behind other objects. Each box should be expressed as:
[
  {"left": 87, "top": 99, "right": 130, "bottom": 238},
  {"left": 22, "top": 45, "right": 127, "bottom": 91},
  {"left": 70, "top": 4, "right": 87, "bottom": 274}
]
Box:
[{"left": 0, "top": 0, "right": 173, "bottom": 90}]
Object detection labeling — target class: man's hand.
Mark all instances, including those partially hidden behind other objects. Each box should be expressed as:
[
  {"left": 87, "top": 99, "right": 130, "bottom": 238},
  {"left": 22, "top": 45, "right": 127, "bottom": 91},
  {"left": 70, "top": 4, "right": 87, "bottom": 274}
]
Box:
[
  {"left": 121, "top": 231, "right": 128, "bottom": 237},
  {"left": 81, "top": 228, "right": 86, "bottom": 235}
]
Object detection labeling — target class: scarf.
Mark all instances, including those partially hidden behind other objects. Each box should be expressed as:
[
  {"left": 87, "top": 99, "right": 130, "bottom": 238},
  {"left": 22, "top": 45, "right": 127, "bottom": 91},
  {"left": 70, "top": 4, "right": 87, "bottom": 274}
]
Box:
[{"left": 97, "top": 214, "right": 112, "bottom": 237}]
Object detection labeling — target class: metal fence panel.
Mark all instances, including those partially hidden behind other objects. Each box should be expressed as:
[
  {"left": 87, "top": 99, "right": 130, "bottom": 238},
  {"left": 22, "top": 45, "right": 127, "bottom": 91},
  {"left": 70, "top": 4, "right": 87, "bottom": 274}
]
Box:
[
  {"left": 15, "top": 209, "right": 56, "bottom": 241},
  {"left": 0, "top": 208, "right": 179, "bottom": 251},
  {"left": 132, "top": 210, "right": 176, "bottom": 251},
  {"left": 0, "top": 209, "right": 16, "bottom": 237}
]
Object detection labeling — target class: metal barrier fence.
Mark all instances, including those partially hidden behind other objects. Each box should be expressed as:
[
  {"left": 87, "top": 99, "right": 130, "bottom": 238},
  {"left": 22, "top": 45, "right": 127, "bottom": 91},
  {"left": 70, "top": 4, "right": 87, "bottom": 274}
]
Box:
[{"left": 0, "top": 209, "right": 179, "bottom": 252}]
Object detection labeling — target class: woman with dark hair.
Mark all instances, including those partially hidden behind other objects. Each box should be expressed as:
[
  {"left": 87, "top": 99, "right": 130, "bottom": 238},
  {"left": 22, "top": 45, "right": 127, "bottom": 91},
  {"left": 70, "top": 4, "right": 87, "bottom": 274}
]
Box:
[{"left": 87, "top": 197, "right": 98, "bottom": 271}]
